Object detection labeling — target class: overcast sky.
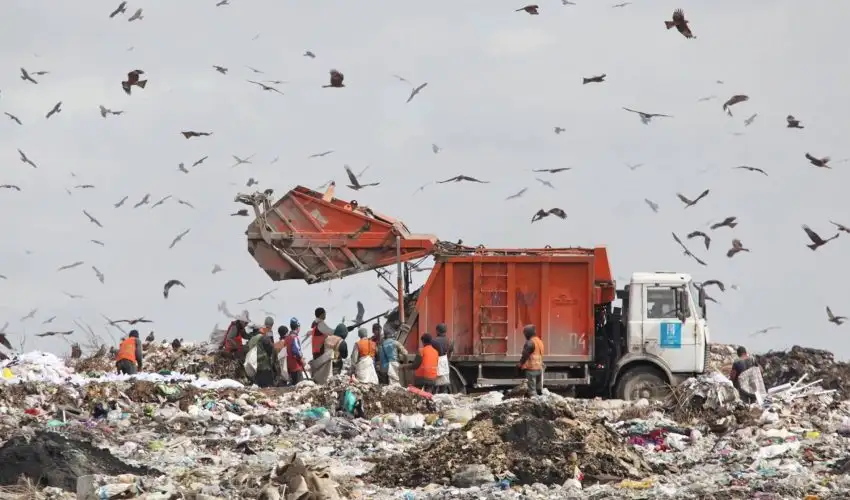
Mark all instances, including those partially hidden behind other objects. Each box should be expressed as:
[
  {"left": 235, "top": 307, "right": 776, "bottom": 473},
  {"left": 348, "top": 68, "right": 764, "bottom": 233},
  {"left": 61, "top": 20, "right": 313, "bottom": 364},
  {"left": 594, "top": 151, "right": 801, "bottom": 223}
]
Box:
[{"left": 0, "top": 1, "right": 848, "bottom": 358}]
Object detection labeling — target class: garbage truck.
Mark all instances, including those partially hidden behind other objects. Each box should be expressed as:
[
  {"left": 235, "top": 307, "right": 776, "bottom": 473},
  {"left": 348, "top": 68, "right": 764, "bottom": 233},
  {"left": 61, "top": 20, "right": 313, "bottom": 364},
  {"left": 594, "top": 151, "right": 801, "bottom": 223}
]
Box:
[{"left": 241, "top": 185, "right": 711, "bottom": 400}]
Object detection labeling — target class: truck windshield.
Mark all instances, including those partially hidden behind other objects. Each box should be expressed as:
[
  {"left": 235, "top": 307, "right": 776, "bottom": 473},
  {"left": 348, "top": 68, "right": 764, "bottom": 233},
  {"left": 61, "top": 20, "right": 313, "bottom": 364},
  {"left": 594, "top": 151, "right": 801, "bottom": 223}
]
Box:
[{"left": 688, "top": 281, "right": 703, "bottom": 319}]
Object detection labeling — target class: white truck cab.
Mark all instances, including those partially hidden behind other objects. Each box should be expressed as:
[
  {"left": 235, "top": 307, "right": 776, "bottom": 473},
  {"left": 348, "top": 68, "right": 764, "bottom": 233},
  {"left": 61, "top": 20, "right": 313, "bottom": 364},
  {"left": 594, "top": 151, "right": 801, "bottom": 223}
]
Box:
[{"left": 611, "top": 271, "right": 710, "bottom": 400}]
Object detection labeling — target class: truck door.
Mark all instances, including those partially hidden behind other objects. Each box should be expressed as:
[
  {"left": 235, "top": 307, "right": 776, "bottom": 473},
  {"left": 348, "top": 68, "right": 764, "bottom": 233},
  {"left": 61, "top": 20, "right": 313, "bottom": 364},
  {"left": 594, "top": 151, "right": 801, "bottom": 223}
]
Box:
[{"left": 642, "top": 285, "right": 697, "bottom": 373}]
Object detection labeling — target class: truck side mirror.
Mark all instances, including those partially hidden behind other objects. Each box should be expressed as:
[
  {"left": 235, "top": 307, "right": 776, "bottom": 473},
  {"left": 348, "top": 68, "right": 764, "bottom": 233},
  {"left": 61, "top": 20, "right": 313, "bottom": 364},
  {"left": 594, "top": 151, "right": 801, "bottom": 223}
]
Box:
[{"left": 676, "top": 288, "right": 689, "bottom": 321}]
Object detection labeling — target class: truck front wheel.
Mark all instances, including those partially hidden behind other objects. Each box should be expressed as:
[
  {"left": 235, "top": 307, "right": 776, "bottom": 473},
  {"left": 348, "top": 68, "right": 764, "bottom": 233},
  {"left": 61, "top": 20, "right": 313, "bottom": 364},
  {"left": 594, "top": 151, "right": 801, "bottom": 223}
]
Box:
[{"left": 615, "top": 366, "right": 669, "bottom": 401}]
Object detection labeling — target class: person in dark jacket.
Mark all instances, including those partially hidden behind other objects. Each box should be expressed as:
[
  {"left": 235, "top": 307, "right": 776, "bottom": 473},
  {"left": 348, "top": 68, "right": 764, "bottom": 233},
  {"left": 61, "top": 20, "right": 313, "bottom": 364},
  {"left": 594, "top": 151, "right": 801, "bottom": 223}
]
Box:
[
  {"left": 330, "top": 323, "right": 350, "bottom": 376},
  {"left": 729, "top": 346, "right": 757, "bottom": 403},
  {"left": 246, "top": 330, "right": 276, "bottom": 388},
  {"left": 116, "top": 330, "right": 143, "bottom": 375},
  {"left": 432, "top": 323, "right": 453, "bottom": 394}
]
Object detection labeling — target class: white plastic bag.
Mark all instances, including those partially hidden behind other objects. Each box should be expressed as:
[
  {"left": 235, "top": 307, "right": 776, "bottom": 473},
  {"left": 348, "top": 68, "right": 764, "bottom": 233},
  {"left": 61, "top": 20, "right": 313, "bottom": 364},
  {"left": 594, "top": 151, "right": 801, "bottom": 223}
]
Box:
[
  {"left": 437, "top": 355, "right": 450, "bottom": 377},
  {"left": 354, "top": 356, "right": 379, "bottom": 384},
  {"left": 244, "top": 346, "right": 258, "bottom": 377},
  {"left": 278, "top": 348, "right": 289, "bottom": 382}
]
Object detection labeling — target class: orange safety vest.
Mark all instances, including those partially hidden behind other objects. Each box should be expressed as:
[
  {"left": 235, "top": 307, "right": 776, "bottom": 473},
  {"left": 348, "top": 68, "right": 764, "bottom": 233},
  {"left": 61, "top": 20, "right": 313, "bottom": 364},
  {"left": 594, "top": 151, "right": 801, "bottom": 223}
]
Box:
[
  {"left": 356, "top": 338, "right": 376, "bottom": 358},
  {"left": 521, "top": 336, "right": 545, "bottom": 371},
  {"left": 311, "top": 322, "right": 327, "bottom": 356},
  {"left": 415, "top": 345, "right": 439, "bottom": 380},
  {"left": 116, "top": 337, "right": 137, "bottom": 363},
  {"left": 223, "top": 321, "right": 244, "bottom": 352}
]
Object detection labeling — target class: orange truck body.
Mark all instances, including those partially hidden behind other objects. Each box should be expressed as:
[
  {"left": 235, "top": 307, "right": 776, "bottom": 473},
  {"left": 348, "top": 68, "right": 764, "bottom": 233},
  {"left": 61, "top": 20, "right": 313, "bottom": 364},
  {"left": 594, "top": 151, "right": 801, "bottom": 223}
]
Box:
[{"left": 245, "top": 185, "right": 616, "bottom": 365}]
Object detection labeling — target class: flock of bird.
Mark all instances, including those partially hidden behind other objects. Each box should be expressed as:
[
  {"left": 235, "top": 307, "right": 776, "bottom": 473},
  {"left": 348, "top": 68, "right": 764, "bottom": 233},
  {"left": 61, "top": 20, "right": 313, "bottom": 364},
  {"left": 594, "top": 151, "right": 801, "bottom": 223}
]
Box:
[{"left": 0, "top": 3, "right": 848, "bottom": 359}]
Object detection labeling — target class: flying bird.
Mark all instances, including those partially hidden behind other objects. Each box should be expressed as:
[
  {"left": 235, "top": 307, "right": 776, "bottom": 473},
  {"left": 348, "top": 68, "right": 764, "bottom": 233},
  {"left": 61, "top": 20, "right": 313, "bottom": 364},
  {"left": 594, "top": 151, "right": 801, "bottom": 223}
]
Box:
[
  {"left": 622, "top": 107, "right": 672, "bottom": 125},
  {"left": 749, "top": 326, "right": 781, "bottom": 337},
  {"left": 109, "top": 1, "right": 127, "bottom": 18},
  {"left": 309, "top": 150, "right": 334, "bottom": 158},
  {"left": 246, "top": 178, "right": 258, "bottom": 187},
  {"left": 114, "top": 196, "right": 129, "bottom": 208},
  {"left": 554, "top": 127, "right": 565, "bottom": 134},
  {"left": 62, "top": 291, "right": 84, "bottom": 299},
  {"left": 354, "top": 301, "right": 366, "bottom": 324},
  {"left": 163, "top": 279, "right": 185, "bottom": 298},
  {"left": 192, "top": 156, "right": 208, "bottom": 167},
  {"left": 304, "top": 51, "right": 316, "bottom": 58},
  {"left": 181, "top": 131, "right": 212, "bottom": 139},
  {"left": 830, "top": 221, "right": 850, "bottom": 234},
  {"left": 734, "top": 165, "right": 767, "bottom": 176},
  {"left": 344, "top": 165, "right": 380, "bottom": 190},
  {"left": 644, "top": 199, "right": 659, "bottom": 213},
  {"left": 216, "top": 0, "right": 230, "bottom": 6},
  {"left": 20, "top": 309, "right": 37, "bottom": 321},
  {"left": 177, "top": 163, "right": 189, "bottom": 173},
  {"left": 378, "top": 285, "right": 398, "bottom": 302},
  {"left": 562, "top": 0, "right": 576, "bottom": 4},
  {"left": 506, "top": 188, "right": 528, "bottom": 200},
  {"left": 438, "top": 175, "right": 489, "bottom": 184},
  {"left": 531, "top": 208, "right": 567, "bottom": 223},
  {"left": 110, "top": 317, "right": 153, "bottom": 326},
  {"left": 672, "top": 232, "right": 707, "bottom": 266},
  {"left": 710, "top": 216, "right": 738, "bottom": 230},
  {"left": 99, "top": 105, "right": 123, "bottom": 117},
  {"left": 57, "top": 261, "right": 84, "bottom": 271},
  {"left": 533, "top": 167, "right": 571, "bottom": 174},
  {"left": 582, "top": 74, "right": 606, "bottom": 84},
  {"left": 802, "top": 225, "right": 839, "bottom": 250},
  {"left": 20, "top": 68, "right": 38, "bottom": 84},
  {"left": 406, "top": 82, "right": 428, "bottom": 103},
  {"left": 786, "top": 115, "right": 804, "bottom": 129},
  {"left": 213, "top": 66, "right": 228, "bottom": 74},
  {"left": 238, "top": 288, "right": 278, "bottom": 304},
  {"left": 145, "top": 331, "right": 155, "bottom": 342},
  {"left": 92, "top": 266, "right": 105, "bottom": 283},
  {"left": 127, "top": 8, "right": 143, "bottom": 21},
  {"left": 120, "top": 71, "right": 147, "bottom": 97},
  {"left": 133, "top": 194, "right": 150, "bottom": 208},
  {"left": 612, "top": 2, "right": 631, "bottom": 6},
  {"left": 516, "top": 4, "right": 539, "bottom": 15},
  {"left": 246, "top": 66, "right": 264, "bottom": 74},
  {"left": 18, "top": 149, "right": 37, "bottom": 168},
  {"left": 36, "top": 330, "right": 73, "bottom": 338},
  {"left": 169, "top": 229, "right": 191, "bottom": 249},
  {"left": 744, "top": 113, "right": 758, "bottom": 126},
  {"left": 535, "top": 178, "right": 555, "bottom": 189},
  {"left": 91, "top": 239, "right": 105, "bottom": 247},
  {"left": 177, "top": 199, "right": 194, "bottom": 209},
  {"left": 247, "top": 80, "right": 284, "bottom": 94},
  {"left": 82, "top": 210, "right": 103, "bottom": 228},
  {"left": 697, "top": 95, "right": 717, "bottom": 102},
  {"left": 4, "top": 112, "right": 22, "bottom": 125},
  {"left": 687, "top": 231, "right": 711, "bottom": 250},
  {"left": 664, "top": 9, "right": 695, "bottom": 39},
  {"left": 677, "top": 189, "right": 710, "bottom": 208},
  {"left": 231, "top": 209, "right": 249, "bottom": 217},
  {"left": 0, "top": 184, "right": 21, "bottom": 191},
  {"left": 626, "top": 163, "right": 644, "bottom": 171},
  {"left": 432, "top": 144, "right": 441, "bottom": 154},
  {"left": 805, "top": 153, "right": 831, "bottom": 168},
  {"left": 827, "top": 306, "right": 847, "bottom": 325},
  {"left": 151, "top": 195, "right": 172, "bottom": 208},
  {"left": 726, "top": 239, "right": 750, "bottom": 258},
  {"left": 231, "top": 154, "right": 255, "bottom": 167},
  {"left": 722, "top": 95, "right": 749, "bottom": 116},
  {"left": 44, "top": 101, "right": 62, "bottom": 119},
  {"left": 700, "top": 280, "right": 725, "bottom": 292},
  {"left": 212, "top": 264, "right": 223, "bottom": 274},
  {"left": 323, "top": 69, "right": 345, "bottom": 88}
]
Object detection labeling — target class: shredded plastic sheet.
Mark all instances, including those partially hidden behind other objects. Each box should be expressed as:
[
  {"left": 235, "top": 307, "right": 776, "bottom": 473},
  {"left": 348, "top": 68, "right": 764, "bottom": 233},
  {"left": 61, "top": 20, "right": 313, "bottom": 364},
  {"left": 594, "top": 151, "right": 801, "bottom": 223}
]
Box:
[{"left": 0, "top": 351, "right": 243, "bottom": 389}]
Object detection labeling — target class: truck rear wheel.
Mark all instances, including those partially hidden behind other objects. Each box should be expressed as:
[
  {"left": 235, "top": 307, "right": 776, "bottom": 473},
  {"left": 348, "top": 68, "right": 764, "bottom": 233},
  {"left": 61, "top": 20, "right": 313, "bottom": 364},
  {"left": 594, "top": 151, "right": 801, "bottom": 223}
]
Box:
[{"left": 615, "top": 366, "right": 669, "bottom": 401}]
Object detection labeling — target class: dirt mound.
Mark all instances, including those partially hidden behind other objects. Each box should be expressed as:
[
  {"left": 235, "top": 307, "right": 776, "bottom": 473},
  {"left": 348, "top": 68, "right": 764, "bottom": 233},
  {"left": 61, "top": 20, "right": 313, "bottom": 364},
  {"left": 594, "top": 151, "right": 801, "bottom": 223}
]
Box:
[
  {"left": 295, "top": 379, "right": 435, "bottom": 416},
  {"left": 759, "top": 345, "right": 850, "bottom": 399},
  {"left": 364, "top": 399, "right": 650, "bottom": 487},
  {"left": 0, "top": 431, "right": 160, "bottom": 491}
]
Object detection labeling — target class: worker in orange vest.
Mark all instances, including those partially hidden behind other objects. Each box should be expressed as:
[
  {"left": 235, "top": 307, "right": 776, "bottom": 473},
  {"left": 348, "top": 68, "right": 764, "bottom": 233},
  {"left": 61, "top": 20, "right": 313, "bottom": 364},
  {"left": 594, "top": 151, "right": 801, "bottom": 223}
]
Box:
[
  {"left": 517, "top": 324, "right": 545, "bottom": 396},
  {"left": 115, "top": 330, "right": 143, "bottom": 375},
  {"left": 412, "top": 333, "right": 439, "bottom": 393},
  {"left": 305, "top": 307, "right": 335, "bottom": 358}
]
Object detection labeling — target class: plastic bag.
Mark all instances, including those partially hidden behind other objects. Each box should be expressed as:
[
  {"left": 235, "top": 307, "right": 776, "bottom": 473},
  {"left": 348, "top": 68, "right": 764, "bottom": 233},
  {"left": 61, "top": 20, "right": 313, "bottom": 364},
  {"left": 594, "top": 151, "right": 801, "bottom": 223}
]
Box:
[
  {"left": 437, "top": 355, "right": 450, "bottom": 377},
  {"left": 354, "top": 357, "right": 379, "bottom": 384},
  {"left": 244, "top": 346, "right": 258, "bottom": 377}
]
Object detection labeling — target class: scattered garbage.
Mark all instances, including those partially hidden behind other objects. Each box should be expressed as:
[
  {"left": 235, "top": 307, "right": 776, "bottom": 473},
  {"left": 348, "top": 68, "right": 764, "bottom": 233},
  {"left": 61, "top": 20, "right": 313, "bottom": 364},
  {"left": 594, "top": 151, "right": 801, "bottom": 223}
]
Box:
[{"left": 1, "top": 342, "right": 850, "bottom": 498}]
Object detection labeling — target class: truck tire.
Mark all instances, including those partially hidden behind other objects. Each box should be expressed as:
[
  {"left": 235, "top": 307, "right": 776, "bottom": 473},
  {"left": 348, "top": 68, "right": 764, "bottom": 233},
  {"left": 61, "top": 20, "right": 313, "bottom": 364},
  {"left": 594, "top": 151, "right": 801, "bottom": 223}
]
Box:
[{"left": 615, "top": 366, "right": 669, "bottom": 401}]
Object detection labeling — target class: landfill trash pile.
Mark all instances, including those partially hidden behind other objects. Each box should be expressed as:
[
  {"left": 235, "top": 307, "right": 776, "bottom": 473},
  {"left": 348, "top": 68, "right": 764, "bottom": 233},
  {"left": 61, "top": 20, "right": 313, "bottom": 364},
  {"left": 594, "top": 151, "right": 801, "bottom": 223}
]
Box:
[
  {"left": 365, "top": 398, "right": 652, "bottom": 487},
  {"left": 759, "top": 345, "right": 850, "bottom": 400},
  {"left": 1, "top": 343, "right": 850, "bottom": 498},
  {"left": 68, "top": 341, "right": 243, "bottom": 381}
]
